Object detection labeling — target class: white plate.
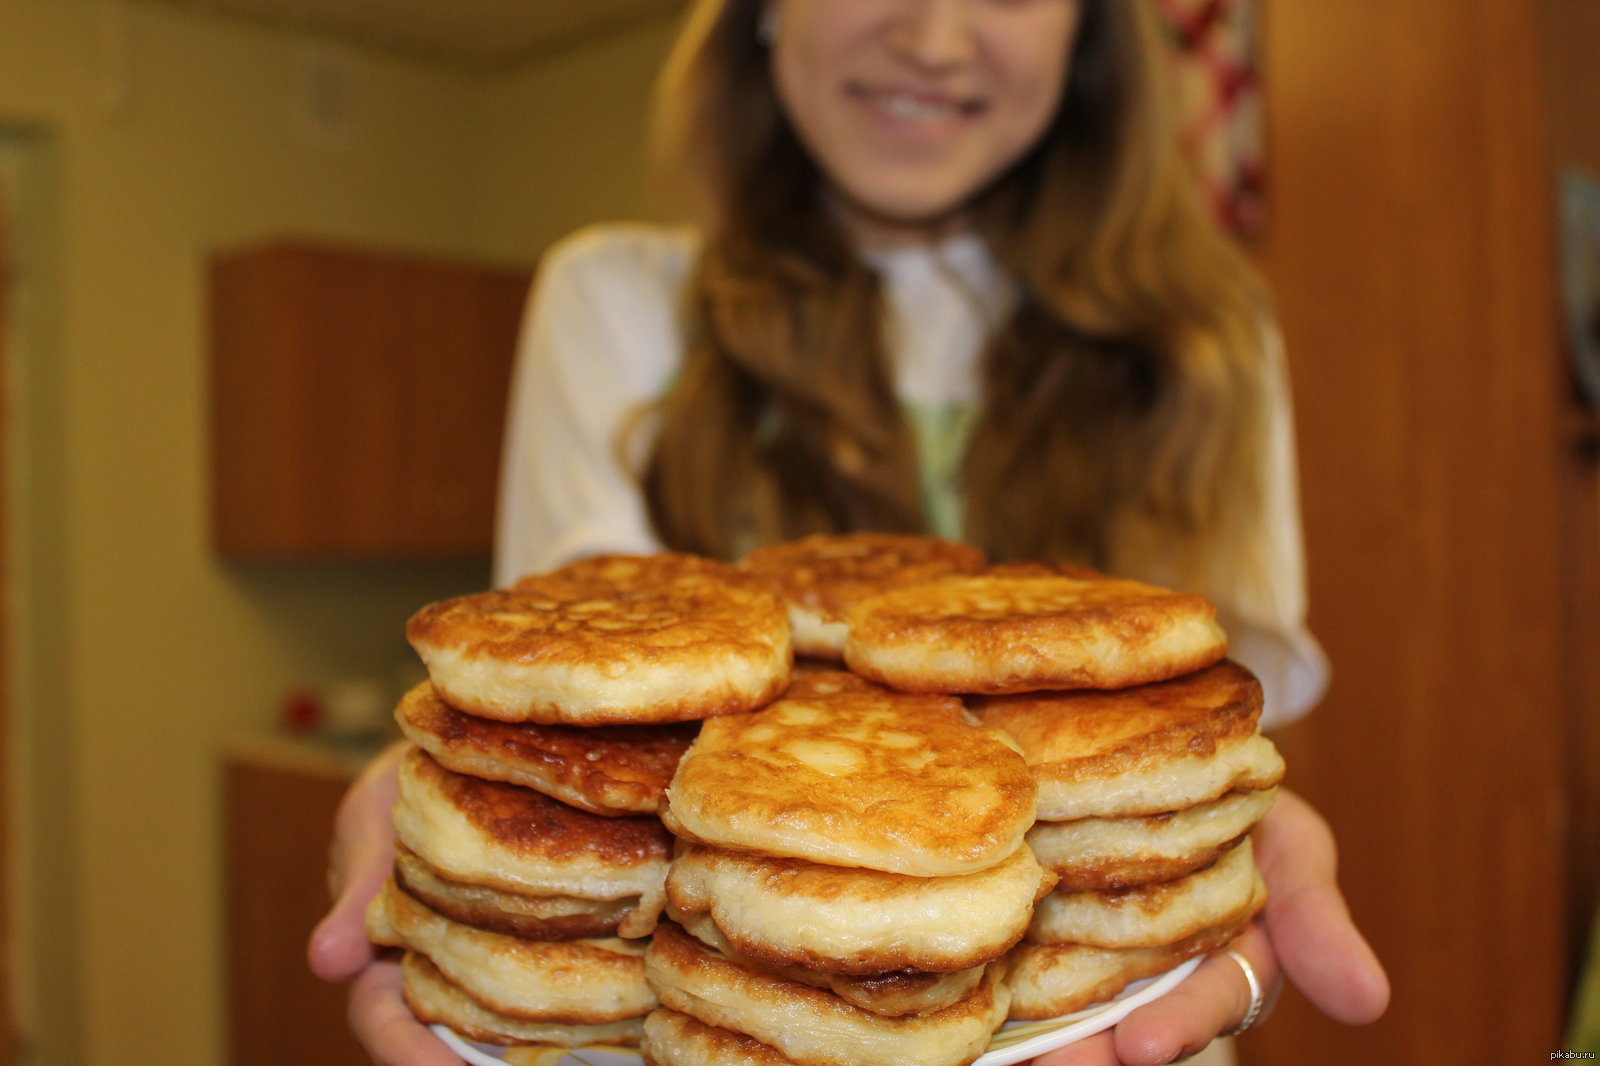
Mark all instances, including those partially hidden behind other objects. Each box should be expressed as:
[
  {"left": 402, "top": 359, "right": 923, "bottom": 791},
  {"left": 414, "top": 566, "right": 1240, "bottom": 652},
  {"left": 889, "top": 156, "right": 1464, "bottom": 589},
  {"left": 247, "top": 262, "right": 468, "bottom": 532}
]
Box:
[{"left": 431, "top": 955, "right": 1202, "bottom": 1066}]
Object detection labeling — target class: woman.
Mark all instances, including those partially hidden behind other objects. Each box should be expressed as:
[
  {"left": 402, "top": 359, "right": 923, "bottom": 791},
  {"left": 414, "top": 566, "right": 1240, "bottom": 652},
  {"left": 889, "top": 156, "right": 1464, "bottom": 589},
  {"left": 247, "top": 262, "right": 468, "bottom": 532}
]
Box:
[{"left": 310, "top": 2, "right": 1390, "bottom": 1063}]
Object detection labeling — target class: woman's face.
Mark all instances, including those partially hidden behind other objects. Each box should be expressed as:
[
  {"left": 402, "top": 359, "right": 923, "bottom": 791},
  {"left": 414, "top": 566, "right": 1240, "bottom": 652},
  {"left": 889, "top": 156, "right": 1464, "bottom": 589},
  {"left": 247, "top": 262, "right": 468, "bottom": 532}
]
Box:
[{"left": 769, "top": 0, "right": 1082, "bottom": 235}]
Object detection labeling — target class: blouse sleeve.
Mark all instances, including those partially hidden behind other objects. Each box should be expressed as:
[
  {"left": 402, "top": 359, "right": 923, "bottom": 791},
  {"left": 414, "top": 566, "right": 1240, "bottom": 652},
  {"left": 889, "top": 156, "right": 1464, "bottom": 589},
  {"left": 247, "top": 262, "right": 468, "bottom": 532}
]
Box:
[
  {"left": 491, "top": 225, "right": 697, "bottom": 588},
  {"left": 1218, "top": 326, "right": 1329, "bottom": 731}
]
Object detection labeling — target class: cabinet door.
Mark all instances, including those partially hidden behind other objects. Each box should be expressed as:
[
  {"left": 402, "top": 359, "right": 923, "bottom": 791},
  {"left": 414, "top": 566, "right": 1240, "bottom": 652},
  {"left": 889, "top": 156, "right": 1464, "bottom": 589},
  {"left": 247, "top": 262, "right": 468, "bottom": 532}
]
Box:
[
  {"left": 225, "top": 758, "right": 368, "bottom": 1066},
  {"left": 210, "top": 242, "right": 532, "bottom": 558}
]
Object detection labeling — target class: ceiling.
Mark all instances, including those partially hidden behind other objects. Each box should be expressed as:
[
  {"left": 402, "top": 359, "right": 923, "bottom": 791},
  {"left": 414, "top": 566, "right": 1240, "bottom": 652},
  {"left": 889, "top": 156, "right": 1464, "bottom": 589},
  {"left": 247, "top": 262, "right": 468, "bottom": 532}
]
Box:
[{"left": 153, "top": 0, "right": 688, "bottom": 67}]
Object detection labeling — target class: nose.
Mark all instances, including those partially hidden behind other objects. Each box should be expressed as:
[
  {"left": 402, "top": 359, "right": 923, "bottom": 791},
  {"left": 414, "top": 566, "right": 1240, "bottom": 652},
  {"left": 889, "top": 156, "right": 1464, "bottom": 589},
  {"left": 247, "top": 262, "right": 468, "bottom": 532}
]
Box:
[{"left": 887, "top": 0, "right": 978, "bottom": 72}]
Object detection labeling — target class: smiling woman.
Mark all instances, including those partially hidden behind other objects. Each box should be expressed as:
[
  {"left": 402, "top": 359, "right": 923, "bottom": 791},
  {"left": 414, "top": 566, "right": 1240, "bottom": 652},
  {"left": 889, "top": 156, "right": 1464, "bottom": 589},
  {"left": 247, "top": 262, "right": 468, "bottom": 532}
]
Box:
[{"left": 311, "top": 2, "right": 1391, "bottom": 1064}]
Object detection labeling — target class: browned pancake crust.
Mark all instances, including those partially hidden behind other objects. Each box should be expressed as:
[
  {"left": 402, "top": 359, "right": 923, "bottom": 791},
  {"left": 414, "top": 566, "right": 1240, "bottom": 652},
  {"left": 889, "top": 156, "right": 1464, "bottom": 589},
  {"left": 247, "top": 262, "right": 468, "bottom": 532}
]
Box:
[
  {"left": 408, "top": 554, "right": 790, "bottom": 724},
  {"left": 780, "top": 670, "right": 886, "bottom": 698},
  {"left": 670, "top": 907, "right": 988, "bottom": 1016},
  {"left": 741, "top": 533, "right": 986, "bottom": 625},
  {"left": 647, "top": 922, "right": 1009, "bottom": 1066},
  {"left": 983, "top": 561, "right": 1109, "bottom": 580},
  {"left": 397, "top": 682, "right": 696, "bottom": 815},
  {"left": 843, "top": 574, "right": 1225, "bottom": 694},
  {"left": 643, "top": 1009, "right": 796, "bottom": 1066},
  {"left": 663, "top": 689, "right": 1035, "bottom": 876},
  {"left": 1045, "top": 830, "right": 1252, "bottom": 893},
  {"left": 1005, "top": 910, "right": 1254, "bottom": 1020},
  {"left": 970, "top": 661, "right": 1264, "bottom": 790},
  {"left": 394, "top": 846, "right": 635, "bottom": 941},
  {"left": 403, "top": 952, "right": 646, "bottom": 1047},
  {"left": 408, "top": 748, "right": 672, "bottom": 870}
]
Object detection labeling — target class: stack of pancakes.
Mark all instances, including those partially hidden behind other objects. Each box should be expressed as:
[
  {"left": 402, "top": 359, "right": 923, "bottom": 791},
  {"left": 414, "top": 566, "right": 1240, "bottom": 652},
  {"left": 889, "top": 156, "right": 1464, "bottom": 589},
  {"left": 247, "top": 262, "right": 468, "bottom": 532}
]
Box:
[
  {"left": 366, "top": 554, "right": 792, "bottom": 1055},
  {"left": 373, "top": 534, "right": 1285, "bottom": 1059},
  {"left": 748, "top": 534, "right": 1282, "bottom": 1024},
  {"left": 970, "top": 663, "right": 1282, "bottom": 1018},
  {"left": 647, "top": 670, "right": 1049, "bottom": 1066}
]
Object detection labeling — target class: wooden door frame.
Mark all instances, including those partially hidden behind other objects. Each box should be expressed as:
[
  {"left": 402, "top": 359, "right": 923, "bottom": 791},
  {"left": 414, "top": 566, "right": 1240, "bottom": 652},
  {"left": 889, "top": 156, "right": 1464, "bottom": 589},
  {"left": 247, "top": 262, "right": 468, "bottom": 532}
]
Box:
[
  {"left": 1237, "top": 1, "right": 1569, "bottom": 1062},
  {"left": 0, "top": 125, "right": 77, "bottom": 1066},
  {"left": 0, "top": 143, "right": 16, "bottom": 1066}
]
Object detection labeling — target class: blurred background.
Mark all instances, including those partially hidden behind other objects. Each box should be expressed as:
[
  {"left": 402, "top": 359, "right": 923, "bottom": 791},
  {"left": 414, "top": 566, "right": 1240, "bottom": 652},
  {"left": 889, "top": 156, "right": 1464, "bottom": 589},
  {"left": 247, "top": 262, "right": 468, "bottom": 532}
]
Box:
[{"left": 0, "top": 0, "right": 1595, "bottom": 1064}]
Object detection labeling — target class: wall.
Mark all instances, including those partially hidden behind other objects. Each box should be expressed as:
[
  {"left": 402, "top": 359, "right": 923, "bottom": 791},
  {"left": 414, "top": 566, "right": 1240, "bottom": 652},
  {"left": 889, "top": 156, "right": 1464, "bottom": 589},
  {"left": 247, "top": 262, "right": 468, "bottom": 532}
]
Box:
[
  {"left": 0, "top": 2, "right": 683, "bottom": 1062},
  {"left": 474, "top": 13, "right": 679, "bottom": 260},
  {"left": 0, "top": 2, "right": 495, "bottom": 1063}
]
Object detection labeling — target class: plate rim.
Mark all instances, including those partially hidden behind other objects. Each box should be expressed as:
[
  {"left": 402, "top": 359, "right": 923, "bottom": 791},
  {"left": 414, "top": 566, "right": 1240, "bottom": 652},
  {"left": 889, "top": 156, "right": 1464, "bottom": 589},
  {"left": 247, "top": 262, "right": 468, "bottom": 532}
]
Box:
[{"left": 974, "top": 955, "right": 1203, "bottom": 1066}]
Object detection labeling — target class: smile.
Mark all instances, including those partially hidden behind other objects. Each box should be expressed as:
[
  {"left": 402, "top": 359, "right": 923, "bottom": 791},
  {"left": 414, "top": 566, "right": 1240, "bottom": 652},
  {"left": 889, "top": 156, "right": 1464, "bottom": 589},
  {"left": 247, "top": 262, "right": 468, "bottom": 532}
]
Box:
[{"left": 850, "top": 83, "right": 984, "bottom": 125}]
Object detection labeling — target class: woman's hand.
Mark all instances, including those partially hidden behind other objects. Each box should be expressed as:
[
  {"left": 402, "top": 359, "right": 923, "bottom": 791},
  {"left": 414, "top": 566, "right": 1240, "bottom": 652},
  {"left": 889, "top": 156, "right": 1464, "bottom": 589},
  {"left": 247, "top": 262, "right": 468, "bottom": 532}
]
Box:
[
  {"left": 1031, "top": 788, "right": 1389, "bottom": 1065},
  {"left": 306, "top": 741, "right": 463, "bottom": 1066}
]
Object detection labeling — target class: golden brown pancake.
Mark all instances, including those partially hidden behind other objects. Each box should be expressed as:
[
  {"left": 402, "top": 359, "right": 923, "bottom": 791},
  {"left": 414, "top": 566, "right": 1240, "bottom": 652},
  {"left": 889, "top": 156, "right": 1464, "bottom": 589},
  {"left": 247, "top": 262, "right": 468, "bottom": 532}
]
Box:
[
  {"left": 396, "top": 681, "right": 696, "bottom": 815},
  {"left": 394, "top": 845, "right": 638, "bottom": 941},
  {"left": 983, "top": 560, "right": 1109, "bottom": 580},
  {"left": 1005, "top": 910, "right": 1255, "bottom": 1020},
  {"left": 665, "top": 843, "right": 1052, "bottom": 976},
  {"left": 970, "top": 661, "right": 1285, "bottom": 820},
  {"left": 662, "top": 689, "right": 1035, "bottom": 877},
  {"left": 1026, "top": 839, "right": 1266, "bottom": 949},
  {"left": 1027, "top": 788, "right": 1278, "bottom": 891},
  {"left": 643, "top": 1009, "right": 797, "bottom": 1066},
  {"left": 740, "top": 534, "right": 986, "bottom": 659},
  {"left": 781, "top": 669, "right": 887, "bottom": 698},
  {"left": 407, "top": 554, "right": 791, "bottom": 725},
  {"left": 842, "top": 574, "right": 1226, "bottom": 694},
  {"left": 366, "top": 878, "right": 655, "bottom": 1024},
  {"left": 670, "top": 907, "right": 988, "bottom": 1017},
  {"left": 402, "top": 950, "right": 646, "bottom": 1047},
  {"left": 393, "top": 747, "right": 671, "bottom": 911},
  {"left": 646, "top": 922, "right": 1009, "bottom": 1066}
]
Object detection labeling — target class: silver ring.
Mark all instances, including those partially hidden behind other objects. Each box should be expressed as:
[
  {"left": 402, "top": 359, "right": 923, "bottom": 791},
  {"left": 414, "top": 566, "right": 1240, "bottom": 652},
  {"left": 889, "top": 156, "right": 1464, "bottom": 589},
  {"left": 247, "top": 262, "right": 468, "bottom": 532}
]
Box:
[{"left": 1221, "top": 949, "right": 1264, "bottom": 1036}]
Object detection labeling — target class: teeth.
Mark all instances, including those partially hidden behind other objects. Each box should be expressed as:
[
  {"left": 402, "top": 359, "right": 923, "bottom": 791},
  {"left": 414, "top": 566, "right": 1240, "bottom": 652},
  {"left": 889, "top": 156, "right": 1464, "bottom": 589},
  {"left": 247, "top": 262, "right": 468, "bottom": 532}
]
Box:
[{"left": 882, "top": 91, "right": 956, "bottom": 122}]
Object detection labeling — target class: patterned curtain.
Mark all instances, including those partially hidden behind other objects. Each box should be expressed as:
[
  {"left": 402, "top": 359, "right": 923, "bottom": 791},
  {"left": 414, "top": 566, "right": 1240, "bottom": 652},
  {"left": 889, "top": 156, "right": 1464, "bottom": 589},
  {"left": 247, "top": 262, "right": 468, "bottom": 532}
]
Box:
[{"left": 1155, "top": 0, "right": 1265, "bottom": 236}]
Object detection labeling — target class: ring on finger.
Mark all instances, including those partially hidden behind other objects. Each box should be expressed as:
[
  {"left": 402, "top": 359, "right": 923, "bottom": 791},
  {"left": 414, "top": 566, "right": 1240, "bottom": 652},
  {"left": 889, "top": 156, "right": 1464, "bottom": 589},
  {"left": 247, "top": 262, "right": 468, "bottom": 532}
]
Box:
[{"left": 1220, "top": 948, "right": 1265, "bottom": 1037}]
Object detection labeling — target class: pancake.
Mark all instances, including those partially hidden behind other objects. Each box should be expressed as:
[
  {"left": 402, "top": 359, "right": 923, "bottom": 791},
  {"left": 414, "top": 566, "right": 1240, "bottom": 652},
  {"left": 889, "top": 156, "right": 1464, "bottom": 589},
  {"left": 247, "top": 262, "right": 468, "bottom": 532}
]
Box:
[
  {"left": 665, "top": 843, "right": 1052, "bottom": 976},
  {"left": 366, "top": 878, "right": 655, "bottom": 1024},
  {"left": 396, "top": 681, "right": 696, "bottom": 815},
  {"left": 646, "top": 922, "right": 1010, "bottom": 1066},
  {"left": 393, "top": 747, "right": 671, "bottom": 911},
  {"left": 1005, "top": 910, "right": 1255, "bottom": 1020},
  {"left": 669, "top": 907, "right": 987, "bottom": 1017},
  {"left": 842, "top": 574, "right": 1226, "bottom": 694},
  {"left": 983, "top": 560, "right": 1108, "bottom": 580},
  {"left": 1027, "top": 788, "right": 1278, "bottom": 891},
  {"left": 407, "top": 553, "right": 791, "bottom": 725},
  {"left": 662, "top": 689, "right": 1035, "bottom": 877},
  {"left": 643, "top": 1009, "right": 798, "bottom": 1066},
  {"left": 739, "top": 534, "right": 986, "bottom": 659},
  {"left": 395, "top": 845, "right": 638, "bottom": 941},
  {"left": 1026, "top": 839, "right": 1266, "bottom": 949},
  {"left": 970, "top": 661, "right": 1284, "bottom": 820},
  {"left": 401, "top": 951, "right": 646, "bottom": 1047},
  {"left": 781, "top": 669, "right": 886, "bottom": 698}
]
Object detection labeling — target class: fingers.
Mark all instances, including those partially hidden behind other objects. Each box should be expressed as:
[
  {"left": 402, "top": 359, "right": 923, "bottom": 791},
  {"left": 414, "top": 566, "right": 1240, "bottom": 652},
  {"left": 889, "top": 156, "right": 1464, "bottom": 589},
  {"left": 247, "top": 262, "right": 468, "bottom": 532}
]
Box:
[
  {"left": 348, "top": 957, "right": 464, "bottom": 1066},
  {"left": 1253, "top": 789, "right": 1390, "bottom": 1025},
  {"left": 1105, "top": 922, "right": 1279, "bottom": 1066},
  {"left": 1023, "top": 925, "right": 1278, "bottom": 1066},
  {"left": 1031, "top": 1029, "right": 1119, "bottom": 1066},
  {"left": 308, "top": 742, "right": 408, "bottom": 983}
]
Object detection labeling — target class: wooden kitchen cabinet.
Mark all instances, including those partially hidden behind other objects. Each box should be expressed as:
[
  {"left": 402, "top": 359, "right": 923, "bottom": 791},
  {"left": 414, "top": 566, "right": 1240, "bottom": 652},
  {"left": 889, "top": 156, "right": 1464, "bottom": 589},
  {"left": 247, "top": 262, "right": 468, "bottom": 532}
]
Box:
[
  {"left": 224, "top": 736, "right": 375, "bottom": 1066},
  {"left": 210, "top": 241, "right": 532, "bottom": 558}
]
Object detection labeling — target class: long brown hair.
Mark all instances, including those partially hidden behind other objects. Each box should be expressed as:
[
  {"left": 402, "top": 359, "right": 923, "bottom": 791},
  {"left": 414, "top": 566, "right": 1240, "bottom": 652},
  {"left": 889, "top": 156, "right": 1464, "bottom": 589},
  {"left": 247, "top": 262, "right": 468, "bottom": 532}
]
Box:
[{"left": 644, "top": 0, "right": 1273, "bottom": 597}]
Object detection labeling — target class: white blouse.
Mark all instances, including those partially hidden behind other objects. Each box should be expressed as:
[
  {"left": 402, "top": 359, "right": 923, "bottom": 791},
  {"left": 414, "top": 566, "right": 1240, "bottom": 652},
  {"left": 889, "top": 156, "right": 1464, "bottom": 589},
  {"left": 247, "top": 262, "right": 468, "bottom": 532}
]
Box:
[{"left": 494, "top": 223, "right": 1327, "bottom": 729}]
